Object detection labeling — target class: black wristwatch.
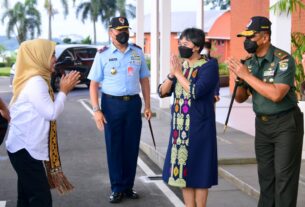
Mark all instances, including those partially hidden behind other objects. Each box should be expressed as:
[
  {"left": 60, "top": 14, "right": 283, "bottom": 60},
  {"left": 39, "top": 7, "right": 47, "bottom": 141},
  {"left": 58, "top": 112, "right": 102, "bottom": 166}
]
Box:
[{"left": 167, "top": 74, "right": 175, "bottom": 81}]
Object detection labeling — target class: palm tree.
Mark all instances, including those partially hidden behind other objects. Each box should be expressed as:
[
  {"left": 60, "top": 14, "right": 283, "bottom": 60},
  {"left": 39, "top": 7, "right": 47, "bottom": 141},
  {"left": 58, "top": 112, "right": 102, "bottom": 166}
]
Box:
[
  {"left": 270, "top": 0, "right": 305, "bottom": 14},
  {"left": 76, "top": 0, "right": 116, "bottom": 45},
  {"left": 44, "top": 0, "right": 71, "bottom": 40},
  {"left": 1, "top": 0, "right": 41, "bottom": 44},
  {"left": 116, "top": 0, "right": 136, "bottom": 18}
]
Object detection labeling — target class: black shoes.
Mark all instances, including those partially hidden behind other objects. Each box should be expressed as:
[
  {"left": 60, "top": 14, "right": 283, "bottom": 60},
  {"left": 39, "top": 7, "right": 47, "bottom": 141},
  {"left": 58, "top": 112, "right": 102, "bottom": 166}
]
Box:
[
  {"left": 109, "top": 189, "right": 139, "bottom": 203},
  {"left": 109, "top": 192, "right": 123, "bottom": 203},
  {"left": 124, "top": 189, "right": 139, "bottom": 199}
]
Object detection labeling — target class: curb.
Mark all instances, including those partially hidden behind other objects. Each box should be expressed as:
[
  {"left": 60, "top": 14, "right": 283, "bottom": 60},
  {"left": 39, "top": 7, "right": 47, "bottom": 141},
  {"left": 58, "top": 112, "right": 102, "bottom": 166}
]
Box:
[
  {"left": 139, "top": 139, "right": 260, "bottom": 200},
  {"left": 218, "top": 167, "right": 260, "bottom": 200}
]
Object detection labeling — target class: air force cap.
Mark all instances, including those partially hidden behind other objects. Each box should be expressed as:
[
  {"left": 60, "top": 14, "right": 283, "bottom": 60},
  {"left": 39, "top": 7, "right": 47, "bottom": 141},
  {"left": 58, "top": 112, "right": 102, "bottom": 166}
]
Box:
[{"left": 109, "top": 17, "right": 130, "bottom": 30}]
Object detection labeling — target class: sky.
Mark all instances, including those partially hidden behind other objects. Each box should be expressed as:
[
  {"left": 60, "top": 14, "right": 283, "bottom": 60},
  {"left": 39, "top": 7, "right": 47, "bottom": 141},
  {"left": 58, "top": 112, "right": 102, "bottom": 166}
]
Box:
[{"left": 0, "top": 0, "right": 200, "bottom": 43}]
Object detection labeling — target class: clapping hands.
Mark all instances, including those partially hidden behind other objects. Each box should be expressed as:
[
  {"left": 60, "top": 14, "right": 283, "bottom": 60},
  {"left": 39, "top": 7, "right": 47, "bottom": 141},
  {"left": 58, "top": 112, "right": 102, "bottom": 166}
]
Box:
[{"left": 59, "top": 71, "right": 81, "bottom": 95}]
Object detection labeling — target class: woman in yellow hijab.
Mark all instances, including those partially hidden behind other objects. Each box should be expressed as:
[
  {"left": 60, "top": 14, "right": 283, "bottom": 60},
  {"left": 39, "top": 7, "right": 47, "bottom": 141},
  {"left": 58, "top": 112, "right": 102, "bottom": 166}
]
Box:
[{"left": 6, "top": 39, "right": 80, "bottom": 207}]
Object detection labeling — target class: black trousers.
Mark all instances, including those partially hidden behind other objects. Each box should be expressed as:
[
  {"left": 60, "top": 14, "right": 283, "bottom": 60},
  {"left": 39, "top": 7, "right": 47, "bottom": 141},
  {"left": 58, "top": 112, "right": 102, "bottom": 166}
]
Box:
[
  {"left": 255, "top": 107, "right": 304, "bottom": 207},
  {"left": 8, "top": 149, "right": 52, "bottom": 207}
]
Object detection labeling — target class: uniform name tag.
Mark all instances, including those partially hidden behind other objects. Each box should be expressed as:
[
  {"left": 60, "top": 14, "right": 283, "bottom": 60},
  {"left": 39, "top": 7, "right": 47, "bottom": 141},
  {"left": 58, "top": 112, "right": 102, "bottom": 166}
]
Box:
[
  {"left": 109, "top": 58, "right": 117, "bottom": 61},
  {"left": 263, "top": 70, "right": 275, "bottom": 77}
]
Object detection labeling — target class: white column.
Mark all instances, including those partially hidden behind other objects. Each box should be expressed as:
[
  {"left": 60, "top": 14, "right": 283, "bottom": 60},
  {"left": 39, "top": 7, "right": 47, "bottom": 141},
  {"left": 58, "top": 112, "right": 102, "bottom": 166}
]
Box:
[
  {"left": 196, "top": 0, "right": 204, "bottom": 30},
  {"left": 150, "top": 0, "right": 159, "bottom": 94},
  {"left": 136, "top": 0, "right": 144, "bottom": 49},
  {"left": 159, "top": 0, "right": 171, "bottom": 108},
  {"left": 269, "top": 0, "right": 291, "bottom": 53}
]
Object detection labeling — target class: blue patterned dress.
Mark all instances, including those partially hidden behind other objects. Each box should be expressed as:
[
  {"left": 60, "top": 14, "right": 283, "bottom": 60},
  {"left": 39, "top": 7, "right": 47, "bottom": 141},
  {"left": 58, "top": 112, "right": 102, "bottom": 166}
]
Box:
[{"left": 161, "top": 58, "right": 219, "bottom": 188}]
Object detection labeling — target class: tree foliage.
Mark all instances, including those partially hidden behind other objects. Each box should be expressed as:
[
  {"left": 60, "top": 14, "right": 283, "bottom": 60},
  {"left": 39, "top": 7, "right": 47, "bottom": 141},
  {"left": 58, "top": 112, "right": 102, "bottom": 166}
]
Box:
[{"left": 1, "top": 0, "right": 41, "bottom": 44}]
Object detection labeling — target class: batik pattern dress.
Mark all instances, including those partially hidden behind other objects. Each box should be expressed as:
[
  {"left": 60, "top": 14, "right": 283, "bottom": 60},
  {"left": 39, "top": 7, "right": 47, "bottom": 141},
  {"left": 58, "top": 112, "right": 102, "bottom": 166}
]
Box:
[{"left": 160, "top": 58, "right": 219, "bottom": 188}]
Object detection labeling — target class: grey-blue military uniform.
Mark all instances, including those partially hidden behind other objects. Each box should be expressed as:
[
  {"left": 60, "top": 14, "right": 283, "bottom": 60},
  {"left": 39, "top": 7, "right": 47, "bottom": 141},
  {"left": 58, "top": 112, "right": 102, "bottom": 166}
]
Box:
[{"left": 88, "top": 43, "right": 150, "bottom": 193}]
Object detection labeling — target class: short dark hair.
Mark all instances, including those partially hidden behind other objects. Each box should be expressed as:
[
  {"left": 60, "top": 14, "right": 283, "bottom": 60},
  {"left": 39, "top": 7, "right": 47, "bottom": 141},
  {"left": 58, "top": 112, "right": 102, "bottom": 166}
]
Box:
[
  {"left": 204, "top": 41, "right": 212, "bottom": 49},
  {"left": 179, "top": 28, "right": 205, "bottom": 53}
]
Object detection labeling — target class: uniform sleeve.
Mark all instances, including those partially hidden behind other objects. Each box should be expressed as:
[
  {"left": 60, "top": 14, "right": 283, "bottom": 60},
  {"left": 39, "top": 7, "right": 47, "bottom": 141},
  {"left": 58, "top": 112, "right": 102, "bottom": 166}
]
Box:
[
  {"left": 190, "top": 59, "right": 219, "bottom": 100},
  {"left": 87, "top": 52, "right": 104, "bottom": 82},
  {"left": 274, "top": 57, "right": 295, "bottom": 86},
  {"left": 139, "top": 51, "right": 150, "bottom": 79}
]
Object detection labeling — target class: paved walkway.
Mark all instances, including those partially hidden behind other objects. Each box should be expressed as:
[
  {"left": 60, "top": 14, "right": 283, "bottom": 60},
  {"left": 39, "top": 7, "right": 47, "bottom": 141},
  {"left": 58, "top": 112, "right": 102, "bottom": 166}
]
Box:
[{"left": 139, "top": 87, "right": 305, "bottom": 207}]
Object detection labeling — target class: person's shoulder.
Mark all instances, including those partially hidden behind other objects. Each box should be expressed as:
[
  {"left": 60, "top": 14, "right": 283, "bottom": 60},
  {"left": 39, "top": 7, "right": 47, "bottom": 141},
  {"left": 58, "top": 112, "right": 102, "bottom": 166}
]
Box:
[
  {"left": 273, "top": 46, "right": 290, "bottom": 61},
  {"left": 203, "top": 57, "right": 218, "bottom": 67},
  {"left": 130, "top": 43, "right": 143, "bottom": 53},
  {"left": 25, "top": 76, "right": 48, "bottom": 91},
  {"left": 97, "top": 45, "right": 109, "bottom": 54},
  {"left": 130, "top": 43, "right": 142, "bottom": 50}
]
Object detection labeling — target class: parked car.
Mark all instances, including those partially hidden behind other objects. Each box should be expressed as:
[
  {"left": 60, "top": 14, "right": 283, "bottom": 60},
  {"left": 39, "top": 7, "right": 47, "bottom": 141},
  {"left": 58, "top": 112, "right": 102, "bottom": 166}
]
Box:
[{"left": 51, "top": 44, "right": 97, "bottom": 91}]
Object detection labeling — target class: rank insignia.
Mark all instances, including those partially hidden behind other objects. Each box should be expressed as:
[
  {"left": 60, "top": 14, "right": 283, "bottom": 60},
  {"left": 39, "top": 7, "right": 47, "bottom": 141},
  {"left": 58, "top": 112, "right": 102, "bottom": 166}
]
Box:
[{"left": 111, "top": 68, "right": 117, "bottom": 75}]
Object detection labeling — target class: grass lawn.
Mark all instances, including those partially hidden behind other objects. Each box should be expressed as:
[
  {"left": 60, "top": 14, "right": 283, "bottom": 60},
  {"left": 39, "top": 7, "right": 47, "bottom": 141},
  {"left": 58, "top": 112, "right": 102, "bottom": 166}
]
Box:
[{"left": 0, "top": 67, "right": 10, "bottom": 76}]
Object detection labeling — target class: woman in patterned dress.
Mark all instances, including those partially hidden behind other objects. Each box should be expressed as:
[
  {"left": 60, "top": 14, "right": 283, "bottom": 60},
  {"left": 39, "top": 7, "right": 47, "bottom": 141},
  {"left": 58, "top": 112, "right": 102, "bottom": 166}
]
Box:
[{"left": 159, "top": 28, "right": 219, "bottom": 207}]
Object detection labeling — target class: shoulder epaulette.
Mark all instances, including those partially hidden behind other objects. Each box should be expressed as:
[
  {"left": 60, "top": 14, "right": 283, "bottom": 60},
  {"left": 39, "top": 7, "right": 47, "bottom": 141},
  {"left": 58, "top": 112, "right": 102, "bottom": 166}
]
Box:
[
  {"left": 98, "top": 46, "right": 109, "bottom": 53},
  {"left": 274, "top": 49, "right": 288, "bottom": 60},
  {"left": 131, "top": 43, "right": 142, "bottom": 50}
]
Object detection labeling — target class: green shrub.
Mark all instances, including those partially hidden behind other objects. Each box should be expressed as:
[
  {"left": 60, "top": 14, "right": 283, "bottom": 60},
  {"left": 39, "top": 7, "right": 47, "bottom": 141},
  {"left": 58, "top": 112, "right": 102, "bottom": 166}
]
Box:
[
  {"left": 0, "top": 67, "right": 10, "bottom": 76},
  {"left": 145, "top": 56, "right": 151, "bottom": 70},
  {"left": 219, "top": 63, "right": 229, "bottom": 76}
]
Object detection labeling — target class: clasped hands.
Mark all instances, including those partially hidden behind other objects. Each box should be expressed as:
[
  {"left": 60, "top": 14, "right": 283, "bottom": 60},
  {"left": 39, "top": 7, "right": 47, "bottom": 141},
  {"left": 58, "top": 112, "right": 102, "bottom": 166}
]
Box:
[
  {"left": 169, "top": 54, "right": 183, "bottom": 77},
  {"left": 227, "top": 57, "right": 250, "bottom": 81}
]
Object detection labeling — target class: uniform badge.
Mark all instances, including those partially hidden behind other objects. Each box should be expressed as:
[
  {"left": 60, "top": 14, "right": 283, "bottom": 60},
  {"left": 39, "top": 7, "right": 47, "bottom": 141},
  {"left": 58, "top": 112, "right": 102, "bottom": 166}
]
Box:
[
  {"left": 111, "top": 68, "right": 117, "bottom": 75},
  {"left": 269, "top": 78, "right": 274, "bottom": 82},
  {"left": 279, "top": 60, "right": 288, "bottom": 71},
  {"left": 127, "top": 67, "right": 134, "bottom": 76},
  {"left": 271, "top": 62, "right": 275, "bottom": 67}
]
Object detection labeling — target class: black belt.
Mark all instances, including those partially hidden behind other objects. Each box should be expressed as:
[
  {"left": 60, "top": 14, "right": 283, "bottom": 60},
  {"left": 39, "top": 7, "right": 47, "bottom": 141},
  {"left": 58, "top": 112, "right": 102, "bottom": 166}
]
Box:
[
  {"left": 103, "top": 93, "right": 139, "bottom": 101},
  {"left": 256, "top": 106, "right": 297, "bottom": 122}
]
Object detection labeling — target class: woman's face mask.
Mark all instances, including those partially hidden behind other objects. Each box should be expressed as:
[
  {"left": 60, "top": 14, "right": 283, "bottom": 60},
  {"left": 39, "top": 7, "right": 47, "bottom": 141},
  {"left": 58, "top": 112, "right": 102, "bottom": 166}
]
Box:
[{"left": 178, "top": 46, "right": 194, "bottom": 59}]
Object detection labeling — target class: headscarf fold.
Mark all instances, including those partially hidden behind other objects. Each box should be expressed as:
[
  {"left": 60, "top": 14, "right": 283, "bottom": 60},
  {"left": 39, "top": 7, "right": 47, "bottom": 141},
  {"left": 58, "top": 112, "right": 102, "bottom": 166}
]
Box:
[{"left": 10, "top": 39, "right": 73, "bottom": 194}]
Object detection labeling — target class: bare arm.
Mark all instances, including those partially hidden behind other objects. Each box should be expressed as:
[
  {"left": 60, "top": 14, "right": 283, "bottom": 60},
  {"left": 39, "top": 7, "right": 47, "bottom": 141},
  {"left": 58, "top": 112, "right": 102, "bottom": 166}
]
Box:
[
  {"left": 89, "top": 80, "right": 107, "bottom": 131},
  {"left": 140, "top": 77, "right": 152, "bottom": 120},
  {"left": 235, "top": 85, "right": 250, "bottom": 103}
]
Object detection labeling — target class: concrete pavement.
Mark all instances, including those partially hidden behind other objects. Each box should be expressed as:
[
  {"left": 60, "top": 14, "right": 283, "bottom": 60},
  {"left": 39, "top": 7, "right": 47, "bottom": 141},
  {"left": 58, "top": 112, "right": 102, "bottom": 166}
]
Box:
[{"left": 140, "top": 87, "right": 305, "bottom": 207}]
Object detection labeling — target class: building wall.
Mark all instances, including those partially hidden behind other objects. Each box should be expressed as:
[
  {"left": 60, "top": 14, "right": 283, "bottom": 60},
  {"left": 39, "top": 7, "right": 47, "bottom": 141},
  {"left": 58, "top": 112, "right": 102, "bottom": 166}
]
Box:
[
  {"left": 291, "top": 0, "right": 305, "bottom": 34},
  {"left": 209, "top": 39, "right": 230, "bottom": 62},
  {"left": 231, "top": 0, "right": 269, "bottom": 60},
  {"left": 143, "top": 33, "right": 179, "bottom": 55},
  {"left": 230, "top": 0, "right": 269, "bottom": 89}
]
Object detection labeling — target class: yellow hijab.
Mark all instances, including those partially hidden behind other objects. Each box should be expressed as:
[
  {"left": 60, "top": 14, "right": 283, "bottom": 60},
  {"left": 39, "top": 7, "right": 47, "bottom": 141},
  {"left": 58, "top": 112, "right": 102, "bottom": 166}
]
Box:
[{"left": 11, "top": 39, "right": 56, "bottom": 104}]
